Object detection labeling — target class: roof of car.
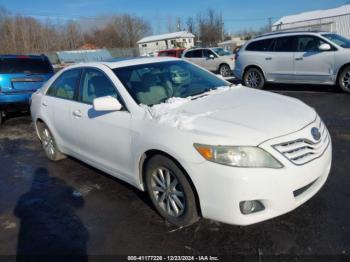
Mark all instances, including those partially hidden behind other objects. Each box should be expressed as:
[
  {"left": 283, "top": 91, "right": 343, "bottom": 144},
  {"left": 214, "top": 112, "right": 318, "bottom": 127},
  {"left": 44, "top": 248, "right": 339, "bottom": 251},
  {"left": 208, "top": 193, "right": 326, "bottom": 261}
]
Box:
[
  {"left": 66, "top": 57, "right": 180, "bottom": 70},
  {"left": 158, "top": 48, "right": 186, "bottom": 52},
  {"left": 254, "top": 30, "right": 330, "bottom": 40},
  {"left": 0, "top": 54, "right": 48, "bottom": 59}
]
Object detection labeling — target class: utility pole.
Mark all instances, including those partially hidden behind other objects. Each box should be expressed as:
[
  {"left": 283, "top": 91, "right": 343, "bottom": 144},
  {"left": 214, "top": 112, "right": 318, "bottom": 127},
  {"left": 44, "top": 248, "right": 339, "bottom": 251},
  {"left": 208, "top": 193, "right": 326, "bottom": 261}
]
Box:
[{"left": 268, "top": 17, "right": 273, "bottom": 32}]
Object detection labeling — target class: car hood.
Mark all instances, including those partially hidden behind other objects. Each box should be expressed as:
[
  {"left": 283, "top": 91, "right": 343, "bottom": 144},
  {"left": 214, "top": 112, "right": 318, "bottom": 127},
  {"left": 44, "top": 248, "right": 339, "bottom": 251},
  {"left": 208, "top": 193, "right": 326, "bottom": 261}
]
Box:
[{"left": 147, "top": 86, "right": 316, "bottom": 145}]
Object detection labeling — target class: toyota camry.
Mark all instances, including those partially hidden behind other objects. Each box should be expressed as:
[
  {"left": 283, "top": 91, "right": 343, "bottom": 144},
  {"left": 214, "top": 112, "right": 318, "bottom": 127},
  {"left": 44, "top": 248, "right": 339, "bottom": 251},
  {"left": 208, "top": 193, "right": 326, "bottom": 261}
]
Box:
[{"left": 30, "top": 57, "right": 332, "bottom": 226}]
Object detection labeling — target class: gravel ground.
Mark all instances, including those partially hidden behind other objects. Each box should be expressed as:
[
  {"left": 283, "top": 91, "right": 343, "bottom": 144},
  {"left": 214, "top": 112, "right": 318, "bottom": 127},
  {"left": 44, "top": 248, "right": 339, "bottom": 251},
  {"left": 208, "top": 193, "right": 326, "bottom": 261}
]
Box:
[{"left": 0, "top": 84, "right": 349, "bottom": 261}]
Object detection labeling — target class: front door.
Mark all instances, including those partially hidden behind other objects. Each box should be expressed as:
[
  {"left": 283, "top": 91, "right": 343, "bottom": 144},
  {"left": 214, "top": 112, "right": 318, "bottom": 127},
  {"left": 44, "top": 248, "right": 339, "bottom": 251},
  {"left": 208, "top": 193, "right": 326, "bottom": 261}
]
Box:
[
  {"left": 70, "top": 67, "right": 133, "bottom": 179},
  {"left": 294, "top": 35, "right": 335, "bottom": 83}
]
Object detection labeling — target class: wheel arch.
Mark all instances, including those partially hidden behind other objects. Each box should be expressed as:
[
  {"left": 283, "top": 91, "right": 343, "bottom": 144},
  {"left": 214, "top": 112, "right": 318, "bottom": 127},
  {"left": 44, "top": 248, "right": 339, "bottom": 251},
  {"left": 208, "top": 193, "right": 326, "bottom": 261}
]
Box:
[
  {"left": 336, "top": 63, "right": 350, "bottom": 85},
  {"left": 139, "top": 149, "right": 202, "bottom": 216},
  {"left": 243, "top": 64, "right": 266, "bottom": 81}
]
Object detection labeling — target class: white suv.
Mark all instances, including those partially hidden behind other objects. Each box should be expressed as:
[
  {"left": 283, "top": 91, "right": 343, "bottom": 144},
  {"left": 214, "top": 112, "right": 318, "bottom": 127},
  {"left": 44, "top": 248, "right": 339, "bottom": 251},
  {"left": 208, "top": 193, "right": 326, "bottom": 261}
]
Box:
[
  {"left": 183, "top": 47, "right": 235, "bottom": 77},
  {"left": 234, "top": 31, "right": 350, "bottom": 93}
]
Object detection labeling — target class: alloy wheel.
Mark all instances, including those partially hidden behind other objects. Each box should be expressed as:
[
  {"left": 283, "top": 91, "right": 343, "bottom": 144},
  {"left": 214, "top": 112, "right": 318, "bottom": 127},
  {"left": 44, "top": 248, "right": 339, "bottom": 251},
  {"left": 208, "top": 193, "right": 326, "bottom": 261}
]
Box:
[
  {"left": 341, "top": 71, "right": 350, "bottom": 91},
  {"left": 41, "top": 127, "right": 56, "bottom": 158},
  {"left": 246, "top": 70, "right": 261, "bottom": 88},
  {"left": 150, "top": 167, "right": 186, "bottom": 217},
  {"left": 220, "top": 65, "right": 231, "bottom": 77}
]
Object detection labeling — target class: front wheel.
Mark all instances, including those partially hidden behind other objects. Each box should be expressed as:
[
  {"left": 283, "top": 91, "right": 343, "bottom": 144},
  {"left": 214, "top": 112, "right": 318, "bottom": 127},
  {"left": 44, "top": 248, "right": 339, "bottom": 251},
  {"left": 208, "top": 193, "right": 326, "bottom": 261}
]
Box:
[
  {"left": 38, "top": 122, "right": 66, "bottom": 161},
  {"left": 338, "top": 66, "right": 350, "bottom": 93},
  {"left": 243, "top": 68, "right": 265, "bottom": 89},
  {"left": 145, "top": 155, "right": 199, "bottom": 226}
]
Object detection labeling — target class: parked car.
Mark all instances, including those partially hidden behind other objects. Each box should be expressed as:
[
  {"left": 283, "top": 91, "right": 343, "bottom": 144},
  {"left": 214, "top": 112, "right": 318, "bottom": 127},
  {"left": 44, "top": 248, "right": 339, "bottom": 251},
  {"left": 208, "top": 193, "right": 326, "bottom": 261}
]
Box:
[
  {"left": 182, "top": 47, "right": 235, "bottom": 77},
  {"left": 234, "top": 31, "right": 350, "bottom": 93},
  {"left": 158, "top": 48, "right": 186, "bottom": 58},
  {"left": 31, "top": 57, "right": 331, "bottom": 226},
  {"left": 0, "top": 55, "right": 54, "bottom": 124}
]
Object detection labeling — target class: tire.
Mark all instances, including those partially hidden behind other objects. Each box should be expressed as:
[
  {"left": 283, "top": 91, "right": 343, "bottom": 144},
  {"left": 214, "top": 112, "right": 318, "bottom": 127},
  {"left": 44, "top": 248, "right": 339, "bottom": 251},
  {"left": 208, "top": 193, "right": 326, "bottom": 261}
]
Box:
[
  {"left": 243, "top": 67, "right": 265, "bottom": 89},
  {"left": 37, "top": 122, "right": 66, "bottom": 161},
  {"left": 219, "top": 64, "right": 231, "bottom": 77},
  {"left": 338, "top": 66, "right": 350, "bottom": 93},
  {"left": 145, "top": 155, "right": 199, "bottom": 227}
]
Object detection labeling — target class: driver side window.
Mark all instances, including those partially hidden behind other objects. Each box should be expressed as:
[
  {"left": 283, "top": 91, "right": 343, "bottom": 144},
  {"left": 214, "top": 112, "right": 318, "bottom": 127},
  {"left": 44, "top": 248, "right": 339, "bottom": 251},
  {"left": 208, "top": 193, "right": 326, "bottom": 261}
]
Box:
[
  {"left": 79, "top": 68, "right": 118, "bottom": 105},
  {"left": 297, "top": 36, "right": 327, "bottom": 52},
  {"left": 203, "top": 49, "right": 216, "bottom": 58}
]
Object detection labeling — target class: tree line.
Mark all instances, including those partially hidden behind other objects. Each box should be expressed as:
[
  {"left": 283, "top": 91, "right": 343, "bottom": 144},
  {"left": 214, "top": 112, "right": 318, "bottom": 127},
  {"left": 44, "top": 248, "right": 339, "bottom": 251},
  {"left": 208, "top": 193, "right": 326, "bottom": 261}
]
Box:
[
  {"left": 0, "top": 7, "right": 152, "bottom": 54},
  {"left": 0, "top": 6, "right": 234, "bottom": 54}
]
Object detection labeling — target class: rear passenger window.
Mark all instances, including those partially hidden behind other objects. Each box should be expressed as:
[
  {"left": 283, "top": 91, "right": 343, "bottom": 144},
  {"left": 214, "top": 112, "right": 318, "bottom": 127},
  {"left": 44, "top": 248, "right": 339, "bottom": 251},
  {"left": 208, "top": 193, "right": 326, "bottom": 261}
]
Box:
[
  {"left": 191, "top": 50, "right": 203, "bottom": 58},
  {"left": 246, "top": 39, "right": 274, "bottom": 51},
  {"left": 272, "top": 36, "right": 297, "bottom": 52},
  {"left": 46, "top": 69, "right": 81, "bottom": 100}
]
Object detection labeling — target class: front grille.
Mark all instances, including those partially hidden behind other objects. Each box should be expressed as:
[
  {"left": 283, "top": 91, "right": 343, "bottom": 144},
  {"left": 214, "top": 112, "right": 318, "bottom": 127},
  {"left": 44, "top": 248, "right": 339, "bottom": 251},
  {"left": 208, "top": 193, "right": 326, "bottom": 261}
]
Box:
[{"left": 273, "top": 119, "right": 330, "bottom": 165}]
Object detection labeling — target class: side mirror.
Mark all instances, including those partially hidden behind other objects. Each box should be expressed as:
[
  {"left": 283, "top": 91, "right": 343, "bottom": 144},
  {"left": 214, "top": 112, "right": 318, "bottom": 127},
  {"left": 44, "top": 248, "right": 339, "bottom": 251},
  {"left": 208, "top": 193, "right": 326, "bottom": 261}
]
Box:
[
  {"left": 209, "top": 54, "right": 215, "bottom": 59},
  {"left": 93, "top": 96, "right": 122, "bottom": 111},
  {"left": 319, "top": 43, "right": 331, "bottom": 51}
]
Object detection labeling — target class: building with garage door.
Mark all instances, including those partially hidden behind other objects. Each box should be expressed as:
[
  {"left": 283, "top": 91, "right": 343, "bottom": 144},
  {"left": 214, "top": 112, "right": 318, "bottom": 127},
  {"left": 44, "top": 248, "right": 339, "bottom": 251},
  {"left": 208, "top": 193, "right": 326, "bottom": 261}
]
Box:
[
  {"left": 137, "top": 31, "right": 195, "bottom": 56},
  {"left": 273, "top": 4, "right": 350, "bottom": 38}
]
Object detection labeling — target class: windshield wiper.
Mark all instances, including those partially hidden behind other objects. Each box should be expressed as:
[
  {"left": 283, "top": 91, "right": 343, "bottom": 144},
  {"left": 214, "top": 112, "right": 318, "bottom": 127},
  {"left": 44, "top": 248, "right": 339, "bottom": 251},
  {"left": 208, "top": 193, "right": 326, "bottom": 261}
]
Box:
[{"left": 190, "top": 88, "right": 212, "bottom": 100}]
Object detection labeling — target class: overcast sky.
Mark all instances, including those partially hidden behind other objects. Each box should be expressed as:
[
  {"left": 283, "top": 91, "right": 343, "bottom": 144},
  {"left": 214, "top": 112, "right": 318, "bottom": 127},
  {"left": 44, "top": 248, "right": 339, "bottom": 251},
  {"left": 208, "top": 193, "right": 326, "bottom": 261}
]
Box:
[{"left": 0, "top": 0, "right": 347, "bottom": 33}]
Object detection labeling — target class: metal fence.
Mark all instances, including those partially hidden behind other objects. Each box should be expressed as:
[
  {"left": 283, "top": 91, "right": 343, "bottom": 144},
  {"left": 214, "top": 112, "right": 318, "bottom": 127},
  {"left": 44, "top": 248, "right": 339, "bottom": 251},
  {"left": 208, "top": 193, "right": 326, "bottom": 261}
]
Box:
[{"left": 40, "top": 48, "right": 139, "bottom": 65}]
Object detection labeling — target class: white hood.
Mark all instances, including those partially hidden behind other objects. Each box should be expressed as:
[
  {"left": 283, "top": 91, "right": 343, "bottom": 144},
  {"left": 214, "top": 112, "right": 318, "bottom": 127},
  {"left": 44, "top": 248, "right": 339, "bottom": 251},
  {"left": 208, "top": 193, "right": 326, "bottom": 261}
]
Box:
[{"left": 147, "top": 86, "right": 316, "bottom": 145}]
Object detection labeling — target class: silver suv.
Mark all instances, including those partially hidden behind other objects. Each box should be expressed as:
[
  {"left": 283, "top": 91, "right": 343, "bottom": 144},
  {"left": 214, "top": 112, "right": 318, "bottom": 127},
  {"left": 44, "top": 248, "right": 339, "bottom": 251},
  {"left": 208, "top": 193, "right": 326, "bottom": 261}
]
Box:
[
  {"left": 182, "top": 47, "right": 235, "bottom": 77},
  {"left": 234, "top": 31, "right": 350, "bottom": 93}
]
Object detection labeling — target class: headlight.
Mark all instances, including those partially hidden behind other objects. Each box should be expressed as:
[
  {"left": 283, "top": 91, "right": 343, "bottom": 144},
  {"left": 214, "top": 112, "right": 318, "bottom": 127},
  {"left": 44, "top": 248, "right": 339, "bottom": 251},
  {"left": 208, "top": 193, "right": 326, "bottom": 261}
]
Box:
[{"left": 194, "top": 144, "right": 283, "bottom": 168}]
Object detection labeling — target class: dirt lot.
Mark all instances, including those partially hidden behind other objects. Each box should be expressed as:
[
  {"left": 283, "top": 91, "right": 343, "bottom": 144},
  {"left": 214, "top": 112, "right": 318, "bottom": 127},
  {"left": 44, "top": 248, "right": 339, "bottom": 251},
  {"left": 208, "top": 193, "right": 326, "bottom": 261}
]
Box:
[{"left": 0, "top": 85, "right": 349, "bottom": 261}]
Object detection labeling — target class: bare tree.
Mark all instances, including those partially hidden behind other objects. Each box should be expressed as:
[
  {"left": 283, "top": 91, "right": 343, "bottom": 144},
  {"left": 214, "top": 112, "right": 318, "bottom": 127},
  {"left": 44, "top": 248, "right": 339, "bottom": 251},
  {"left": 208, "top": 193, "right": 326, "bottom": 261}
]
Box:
[
  {"left": 0, "top": 7, "right": 151, "bottom": 53},
  {"left": 196, "top": 8, "right": 225, "bottom": 46}
]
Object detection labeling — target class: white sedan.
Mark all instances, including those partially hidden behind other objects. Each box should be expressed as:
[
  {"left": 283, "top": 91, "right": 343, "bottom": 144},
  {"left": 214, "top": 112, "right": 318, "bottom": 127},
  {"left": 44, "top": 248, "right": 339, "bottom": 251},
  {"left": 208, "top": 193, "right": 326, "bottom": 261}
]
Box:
[{"left": 30, "top": 57, "right": 332, "bottom": 226}]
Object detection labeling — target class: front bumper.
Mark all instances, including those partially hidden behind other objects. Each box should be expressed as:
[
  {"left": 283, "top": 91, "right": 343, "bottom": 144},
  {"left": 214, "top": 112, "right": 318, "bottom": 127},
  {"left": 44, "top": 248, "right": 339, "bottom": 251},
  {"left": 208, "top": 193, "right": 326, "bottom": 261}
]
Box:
[{"left": 187, "top": 120, "right": 332, "bottom": 226}]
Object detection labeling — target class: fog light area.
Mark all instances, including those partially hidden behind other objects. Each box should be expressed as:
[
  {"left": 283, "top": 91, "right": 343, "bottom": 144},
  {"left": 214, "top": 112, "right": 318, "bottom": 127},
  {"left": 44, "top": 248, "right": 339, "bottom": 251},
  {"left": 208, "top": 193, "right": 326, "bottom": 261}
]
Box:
[{"left": 239, "top": 200, "right": 265, "bottom": 215}]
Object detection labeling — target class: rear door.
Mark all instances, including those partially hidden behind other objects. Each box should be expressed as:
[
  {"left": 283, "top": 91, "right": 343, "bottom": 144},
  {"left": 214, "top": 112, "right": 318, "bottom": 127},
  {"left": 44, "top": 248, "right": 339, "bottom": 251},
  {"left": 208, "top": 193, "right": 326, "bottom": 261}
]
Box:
[
  {"left": 42, "top": 69, "right": 82, "bottom": 154},
  {"left": 0, "top": 57, "right": 53, "bottom": 94},
  {"left": 294, "top": 35, "right": 335, "bottom": 83},
  {"left": 183, "top": 50, "right": 205, "bottom": 68},
  {"left": 264, "top": 36, "right": 296, "bottom": 83}
]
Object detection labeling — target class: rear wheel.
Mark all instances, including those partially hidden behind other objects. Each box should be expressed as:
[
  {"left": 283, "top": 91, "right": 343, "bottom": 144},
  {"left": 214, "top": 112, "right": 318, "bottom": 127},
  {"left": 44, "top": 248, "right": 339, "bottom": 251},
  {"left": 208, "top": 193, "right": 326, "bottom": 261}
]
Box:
[
  {"left": 338, "top": 66, "right": 350, "bottom": 93},
  {"left": 145, "top": 155, "right": 199, "bottom": 227},
  {"left": 243, "top": 67, "right": 265, "bottom": 89},
  {"left": 38, "top": 122, "right": 66, "bottom": 161},
  {"left": 219, "top": 64, "right": 231, "bottom": 77}
]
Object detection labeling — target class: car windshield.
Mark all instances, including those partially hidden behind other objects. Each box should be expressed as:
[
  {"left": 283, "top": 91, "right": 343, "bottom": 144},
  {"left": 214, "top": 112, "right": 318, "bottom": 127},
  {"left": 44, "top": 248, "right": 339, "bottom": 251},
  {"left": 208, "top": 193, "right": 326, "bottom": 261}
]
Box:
[
  {"left": 212, "top": 47, "right": 232, "bottom": 56},
  {"left": 322, "top": 34, "right": 350, "bottom": 48},
  {"left": 0, "top": 58, "right": 53, "bottom": 74},
  {"left": 113, "top": 60, "right": 229, "bottom": 106}
]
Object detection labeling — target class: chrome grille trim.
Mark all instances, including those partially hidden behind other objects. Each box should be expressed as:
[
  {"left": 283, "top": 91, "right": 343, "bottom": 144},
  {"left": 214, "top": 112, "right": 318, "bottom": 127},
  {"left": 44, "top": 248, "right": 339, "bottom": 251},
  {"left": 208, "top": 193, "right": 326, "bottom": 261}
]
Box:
[{"left": 273, "top": 118, "right": 330, "bottom": 166}]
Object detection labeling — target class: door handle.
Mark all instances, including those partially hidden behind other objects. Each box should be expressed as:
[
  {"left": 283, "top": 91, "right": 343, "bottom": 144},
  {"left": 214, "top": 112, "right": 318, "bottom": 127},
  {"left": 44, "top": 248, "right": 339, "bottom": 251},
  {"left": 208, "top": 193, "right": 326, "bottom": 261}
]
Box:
[
  {"left": 72, "top": 110, "right": 82, "bottom": 118},
  {"left": 295, "top": 57, "right": 303, "bottom": 61},
  {"left": 265, "top": 57, "right": 272, "bottom": 61},
  {"left": 42, "top": 101, "right": 48, "bottom": 107}
]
